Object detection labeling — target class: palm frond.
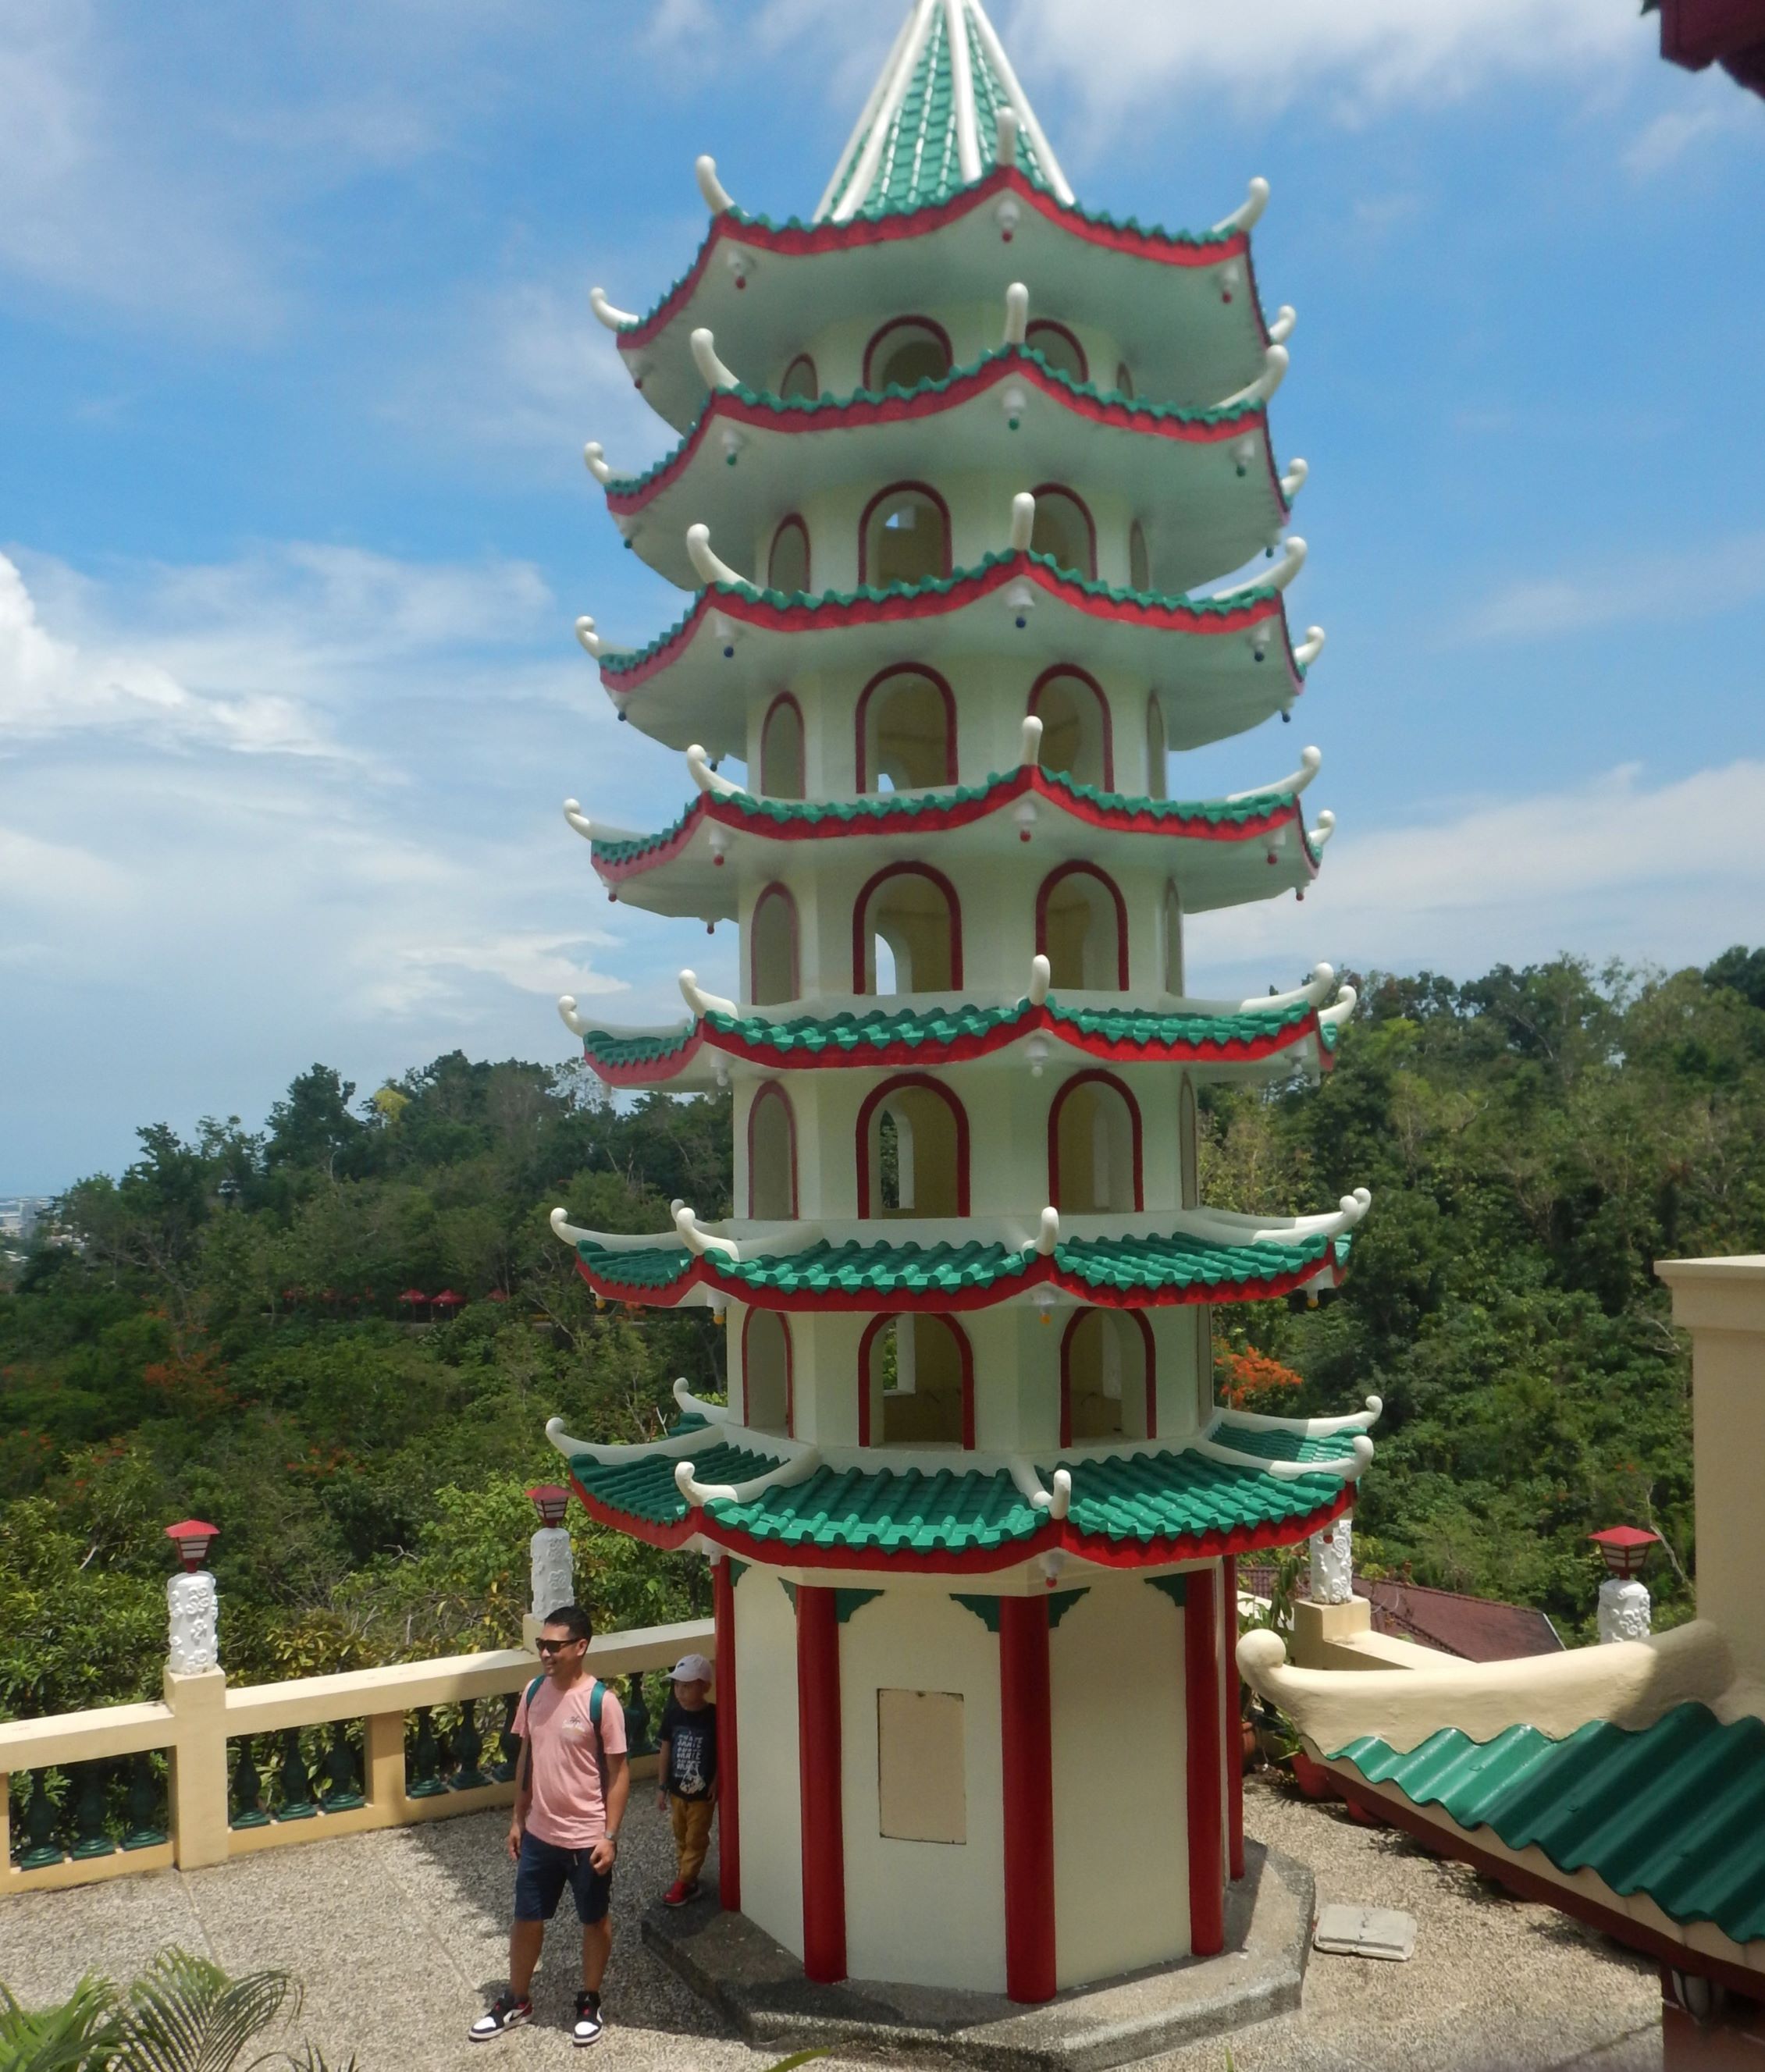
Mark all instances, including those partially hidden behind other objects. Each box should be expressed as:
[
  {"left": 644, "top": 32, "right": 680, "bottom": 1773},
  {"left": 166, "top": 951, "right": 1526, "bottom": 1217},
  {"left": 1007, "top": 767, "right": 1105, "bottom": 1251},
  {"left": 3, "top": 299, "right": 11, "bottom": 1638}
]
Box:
[
  {"left": 0, "top": 1976, "right": 123, "bottom": 2072},
  {"left": 113, "top": 1949, "right": 297, "bottom": 2072}
]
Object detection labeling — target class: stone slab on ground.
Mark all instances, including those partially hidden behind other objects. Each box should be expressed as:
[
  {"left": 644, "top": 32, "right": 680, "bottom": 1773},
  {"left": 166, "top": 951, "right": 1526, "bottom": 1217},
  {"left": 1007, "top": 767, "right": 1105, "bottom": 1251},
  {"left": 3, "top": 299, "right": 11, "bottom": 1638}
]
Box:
[{"left": 642, "top": 1836, "right": 1314, "bottom": 2071}]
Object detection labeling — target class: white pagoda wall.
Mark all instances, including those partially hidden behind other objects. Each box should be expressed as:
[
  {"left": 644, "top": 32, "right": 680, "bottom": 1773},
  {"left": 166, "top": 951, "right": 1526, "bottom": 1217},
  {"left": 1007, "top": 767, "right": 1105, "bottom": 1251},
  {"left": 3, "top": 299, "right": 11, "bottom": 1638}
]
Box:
[
  {"left": 786, "top": 306, "right": 1126, "bottom": 409},
  {"left": 1050, "top": 1575, "right": 1189, "bottom": 1988},
  {"left": 839, "top": 1588, "right": 1008, "bottom": 1991},
  {"left": 733, "top": 1565, "right": 804, "bottom": 1958}
]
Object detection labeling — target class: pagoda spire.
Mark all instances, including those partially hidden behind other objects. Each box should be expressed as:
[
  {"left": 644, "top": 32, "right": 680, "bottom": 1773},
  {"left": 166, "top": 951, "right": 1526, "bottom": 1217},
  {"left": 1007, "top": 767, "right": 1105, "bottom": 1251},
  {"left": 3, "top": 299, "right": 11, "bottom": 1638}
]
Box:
[{"left": 814, "top": 0, "right": 1074, "bottom": 224}]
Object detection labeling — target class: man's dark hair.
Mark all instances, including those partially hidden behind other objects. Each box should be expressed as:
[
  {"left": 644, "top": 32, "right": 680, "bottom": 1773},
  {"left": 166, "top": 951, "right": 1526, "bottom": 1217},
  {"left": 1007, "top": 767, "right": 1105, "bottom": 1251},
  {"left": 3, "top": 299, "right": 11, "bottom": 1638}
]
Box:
[{"left": 543, "top": 1605, "right": 594, "bottom": 1645}]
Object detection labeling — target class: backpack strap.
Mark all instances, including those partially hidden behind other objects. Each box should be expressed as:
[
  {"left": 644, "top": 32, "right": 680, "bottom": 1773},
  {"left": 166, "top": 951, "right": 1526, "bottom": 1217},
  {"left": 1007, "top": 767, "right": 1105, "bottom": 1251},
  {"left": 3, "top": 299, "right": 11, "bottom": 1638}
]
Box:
[
  {"left": 517, "top": 1674, "right": 546, "bottom": 1794},
  {"left": 588, "top": 1679, "right": 609, "bottom": 1807}
]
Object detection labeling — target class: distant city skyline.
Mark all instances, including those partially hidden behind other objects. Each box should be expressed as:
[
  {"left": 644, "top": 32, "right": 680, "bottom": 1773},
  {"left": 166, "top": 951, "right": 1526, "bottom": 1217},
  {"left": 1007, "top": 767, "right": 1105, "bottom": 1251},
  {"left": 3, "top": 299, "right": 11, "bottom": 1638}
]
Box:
[{"left": 5, "top": 2, "right": 1763, "bottom": 1191}]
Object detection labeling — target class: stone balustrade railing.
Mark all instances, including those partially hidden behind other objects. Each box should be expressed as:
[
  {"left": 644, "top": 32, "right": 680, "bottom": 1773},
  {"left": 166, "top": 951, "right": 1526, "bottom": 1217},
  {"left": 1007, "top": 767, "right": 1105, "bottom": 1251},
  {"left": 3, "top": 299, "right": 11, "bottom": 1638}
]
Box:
[{"left": 0, "top": 1618, "right": 713, "bottom": 1896}]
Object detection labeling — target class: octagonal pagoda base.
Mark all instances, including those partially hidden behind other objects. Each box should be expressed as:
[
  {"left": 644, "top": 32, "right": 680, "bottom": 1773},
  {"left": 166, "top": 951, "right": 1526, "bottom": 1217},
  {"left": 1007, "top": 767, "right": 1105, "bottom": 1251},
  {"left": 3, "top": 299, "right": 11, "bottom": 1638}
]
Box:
[{"left": 642, "top": 1836, "right": 1314, "bottom": 2071}]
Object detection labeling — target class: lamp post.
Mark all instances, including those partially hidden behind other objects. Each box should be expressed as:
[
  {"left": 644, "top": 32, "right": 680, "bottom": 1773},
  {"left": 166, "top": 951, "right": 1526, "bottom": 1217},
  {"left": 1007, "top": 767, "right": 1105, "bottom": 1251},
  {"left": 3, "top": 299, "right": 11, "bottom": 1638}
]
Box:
[
  {"left": 525, "top": 1484, "right": 575, "bottom": 1644},
  {"left": 164, "top": 1520, "right": 220, "bottom": 1674},
  {"left": 1590, "top": 1525, "right": 1658, "bottom": 1643}
]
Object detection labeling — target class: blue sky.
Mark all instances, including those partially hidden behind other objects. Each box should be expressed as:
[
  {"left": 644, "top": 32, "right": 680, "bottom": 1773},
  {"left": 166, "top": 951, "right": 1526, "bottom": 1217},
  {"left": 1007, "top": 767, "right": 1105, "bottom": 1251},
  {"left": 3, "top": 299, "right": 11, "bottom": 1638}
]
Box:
[{"left": 5, "top": 0, "right": 1763, "bottom": 1191}]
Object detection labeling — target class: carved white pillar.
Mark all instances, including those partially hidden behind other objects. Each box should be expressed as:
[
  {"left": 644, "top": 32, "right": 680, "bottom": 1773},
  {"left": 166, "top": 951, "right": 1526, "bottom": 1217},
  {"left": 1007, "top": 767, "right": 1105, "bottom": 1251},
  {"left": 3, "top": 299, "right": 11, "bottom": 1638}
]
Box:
[
  {"left": 530, "top": 1524, "right": 575, "bottom": 1619},
  {"left": 1309, "top": 1514, "right": 1353, "bottom": 1606},
  {"left": 1597, "top": 1576, "right": 1651, "bottom": 1644},
  {"left": 166, "top": 1569, "right": 219, "bottom": 1675}
]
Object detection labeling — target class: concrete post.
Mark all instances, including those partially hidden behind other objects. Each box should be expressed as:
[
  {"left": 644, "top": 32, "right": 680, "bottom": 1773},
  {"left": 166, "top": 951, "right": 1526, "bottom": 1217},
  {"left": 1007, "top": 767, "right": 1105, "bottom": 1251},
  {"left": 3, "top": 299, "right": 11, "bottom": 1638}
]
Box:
[
  {"left": 1596, "top": 1577, "right": 1652, "bottom": 1644},
  {"left": 167, "top": 1570, "right": 219, "bottom": 1675},
  {"left": 365, "top": 1711, "right": 407, "bottom": 1808},
  {"left": 529, "top": 1525, "right": 575, "bottom": 1622},
  {"left": 165, "top": 1667, "right": 230, "bottom": 1868},
  {"left": 1309, "top": 1513, "right": 1353, "bottom": 1605}
]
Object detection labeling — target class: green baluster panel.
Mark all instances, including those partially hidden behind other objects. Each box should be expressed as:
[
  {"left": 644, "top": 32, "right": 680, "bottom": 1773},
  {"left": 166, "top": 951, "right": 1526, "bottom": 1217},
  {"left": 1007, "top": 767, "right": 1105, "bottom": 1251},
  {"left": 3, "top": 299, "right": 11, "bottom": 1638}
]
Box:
[
  {"left": 122, "top": 1752, "right": 168, "bottom": 1850},
  {"left": 16, "top": 1771, "right": 65, "bottom": 1870},
  {"left": 624, "top": 1672, "right": 654, "bottom": 1756},
  {"left": 449, "top": 1700, "right": 490, "bottom": 1790},
  {"left": 276, "top": 1729, "right": 317, "bottom": 1821},
  {"left": 489, "top": 1691, "right": 520, "bottom": 1783},
  {"left": 230, "top": 1736, "right": 271, "bottom": 1829},
  {"left": 318, "top": 1723, "right": 365, "bottom": 1811},
  {"left": 407, "top": 1708, "right": 449, "bottom": 1797},
  {"left": 69, "top": 1761, "right": 116, "bottom": 1860}
]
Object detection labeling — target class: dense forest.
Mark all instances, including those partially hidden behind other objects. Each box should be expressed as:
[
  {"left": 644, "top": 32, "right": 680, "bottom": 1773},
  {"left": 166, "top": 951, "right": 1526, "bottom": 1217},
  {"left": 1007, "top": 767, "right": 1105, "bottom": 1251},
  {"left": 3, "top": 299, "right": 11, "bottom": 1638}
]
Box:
[{"left": 5, "top": 947, "right": 1764, "bottom": 1722}]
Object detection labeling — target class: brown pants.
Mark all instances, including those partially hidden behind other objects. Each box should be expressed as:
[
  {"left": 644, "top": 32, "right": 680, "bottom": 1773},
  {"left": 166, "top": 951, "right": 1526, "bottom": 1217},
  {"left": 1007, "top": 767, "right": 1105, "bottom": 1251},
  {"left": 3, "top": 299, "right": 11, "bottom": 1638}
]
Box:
[{"left": 670, "top": 1794, "right": 713, "bottom": 1885}]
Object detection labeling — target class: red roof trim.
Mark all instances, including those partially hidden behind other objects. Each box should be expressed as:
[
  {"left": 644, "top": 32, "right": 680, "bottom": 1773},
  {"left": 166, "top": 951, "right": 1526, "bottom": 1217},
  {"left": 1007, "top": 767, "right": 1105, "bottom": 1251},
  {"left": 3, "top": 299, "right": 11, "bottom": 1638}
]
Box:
[
  {"left": 583, "top": 1001, "right": 1333, "bottom": 1089},
  {"left": 565, "top": 1467, "right": 1350, "bottom": 1577},
  {"left": 571, "top": 1246, "right": 1341, "bottom": 1314},
  {"left": 603, "top": 554, "right": 1287, "bottom": 695},
  {"left": 614, "top": 169, "right": 1254, "bottom": 354}
]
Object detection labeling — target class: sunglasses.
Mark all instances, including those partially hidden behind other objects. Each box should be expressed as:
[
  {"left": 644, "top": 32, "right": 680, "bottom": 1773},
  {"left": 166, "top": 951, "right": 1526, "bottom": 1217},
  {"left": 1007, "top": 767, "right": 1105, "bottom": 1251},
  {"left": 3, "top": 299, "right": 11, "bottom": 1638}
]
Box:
[{"left": 536, "top": 1637, "right": 584, "bottom": 1655}]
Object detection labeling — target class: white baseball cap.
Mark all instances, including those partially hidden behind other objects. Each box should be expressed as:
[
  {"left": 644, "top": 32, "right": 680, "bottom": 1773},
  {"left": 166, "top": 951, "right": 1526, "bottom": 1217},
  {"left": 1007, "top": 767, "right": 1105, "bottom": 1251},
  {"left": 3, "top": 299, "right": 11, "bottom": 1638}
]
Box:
[{"left": 670, "top": 1654, "right": 713, "bottom": 1684}]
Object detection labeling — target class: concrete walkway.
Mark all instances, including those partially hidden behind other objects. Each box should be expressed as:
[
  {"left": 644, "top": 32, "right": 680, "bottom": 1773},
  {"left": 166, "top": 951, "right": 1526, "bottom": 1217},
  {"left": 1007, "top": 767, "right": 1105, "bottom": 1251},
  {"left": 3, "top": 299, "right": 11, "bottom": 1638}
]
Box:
[{"left": 0, "top": 1779, "right": 1661, "bottom": 2072}]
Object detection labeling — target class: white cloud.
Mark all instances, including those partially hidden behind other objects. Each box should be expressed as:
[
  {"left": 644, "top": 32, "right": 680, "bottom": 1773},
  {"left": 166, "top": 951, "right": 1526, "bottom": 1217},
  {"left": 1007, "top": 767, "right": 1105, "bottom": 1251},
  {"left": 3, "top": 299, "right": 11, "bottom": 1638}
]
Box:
[
  {"left": 1624, "top": 106, "right": 1735, "bottom": 176},
  {"left": 1188, "top": 759, "right": 1765, "bottom": 993},
  {"left": 1468, "top": 532, "right": 1765, "bottom": 640}
]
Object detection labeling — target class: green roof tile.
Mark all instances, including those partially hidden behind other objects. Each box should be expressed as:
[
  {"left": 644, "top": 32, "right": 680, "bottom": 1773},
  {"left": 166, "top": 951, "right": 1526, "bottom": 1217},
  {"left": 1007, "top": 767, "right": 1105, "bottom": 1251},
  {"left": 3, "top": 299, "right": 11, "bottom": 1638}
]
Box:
[
  {"left": 1212, "top": 1422, "right": 1364, "bottom": 1466},
  {"left": 570, "top": 1441, "right": 1347, "bottom": 1557},
  {"left": 1332, "top": 1704, "right": 1765, "bottom": 1946}
]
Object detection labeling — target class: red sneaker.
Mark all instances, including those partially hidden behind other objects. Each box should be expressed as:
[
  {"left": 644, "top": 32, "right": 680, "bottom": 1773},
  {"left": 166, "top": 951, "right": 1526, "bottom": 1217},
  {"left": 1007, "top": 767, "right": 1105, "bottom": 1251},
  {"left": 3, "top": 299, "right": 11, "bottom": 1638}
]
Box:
[{"left": 662, "top": 1879, "right": 696, "bottom": 1907}]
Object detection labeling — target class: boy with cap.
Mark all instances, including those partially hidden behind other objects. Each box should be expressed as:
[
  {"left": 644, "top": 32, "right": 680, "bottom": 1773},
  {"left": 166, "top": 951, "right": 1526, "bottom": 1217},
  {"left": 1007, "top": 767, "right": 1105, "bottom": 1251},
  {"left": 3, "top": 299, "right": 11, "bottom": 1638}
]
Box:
[{"left": 655, "top": 1651, "right": 717, "bottom": 1907}]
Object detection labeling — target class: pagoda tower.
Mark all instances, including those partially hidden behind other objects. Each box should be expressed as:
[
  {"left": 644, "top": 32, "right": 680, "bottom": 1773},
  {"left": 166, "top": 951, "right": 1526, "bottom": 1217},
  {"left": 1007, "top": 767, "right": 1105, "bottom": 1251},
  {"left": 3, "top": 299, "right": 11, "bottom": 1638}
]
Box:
[{"left": 546, "top": 0, "right": 1377, "bottom": 2004}]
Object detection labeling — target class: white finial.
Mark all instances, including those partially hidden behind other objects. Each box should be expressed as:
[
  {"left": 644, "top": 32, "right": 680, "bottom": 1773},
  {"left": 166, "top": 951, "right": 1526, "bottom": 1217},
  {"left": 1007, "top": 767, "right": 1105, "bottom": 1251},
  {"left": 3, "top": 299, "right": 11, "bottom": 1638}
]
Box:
[
  {"left": 574, "top": 616, "right": 608, "bottom": 659},
  {"left": 557, "top": 996, "right": 589, "bottom": 1036},
  {"left": 1010, "top": 492, "right": 1037, "bottom": 553},
  {"left": 583, "top": 442, "right": 614, "bottom": 486},
  {"left": 686, "top": 524, "right": 752, "bottom": 590},
  {"left": 687, "top": 745, "right": 742, "bottom": 798},
  {"left": 1220, "top": 344, "right": 1289, "bottom": 411},
  {"left": 946, "top": 0, "right": 982, "bottom": 183},
  {"left": 563, "top": 799, "right": 594, "bottom": 841},
  {"left": 690, "top": 328, "right": 741, "bottom": 393},
  {"left": 1028, "top": 954, "right": 1052, "bottom": 1007},
  {"left": 1213, "top": 176, "right": 1269, "bottom": 237},
  {"left": 1035, "top": 1207, "right": 1060, "bottom": 1256},
  {"left": 1294, "top": 625, "right": 1326, "bottom": 668},
  {"left": 550, "top": 1206, "right": 592, "bottom": 1246},
  {"left": 995, "top": 104, "right": 1020, "bottom": 172},
  {"left": 1019, "top": 713, "right": 1044, "bottom": 766},
  {"left": 1268, "top": 306, "right": 1297, "bottom": 344},
  {"left": 1319, "top": 983, "right": 1358, "bottom": 1032},
  {"left": 674, "top": 1203, "right": 738, "bottom": 1260},
  {"left": 1048, "top": 1467, "right": 1072, "bottom": 1522},
  {"left": 1227, "top": 745, "right": 1321, "bottom": 804},
  {"left": 1280, "top": 457, "right": 1309, "bottom": 502},
  {"left": 1309, "top": 809, "right": 1336, "bottom": 849},
  {"left": 695, "top": 154, "right": 734, "bottom": 213},
  {"left": 589, "top": 286, "right": 637, "bottom": 332},
  {"left": 1003, "top": 281, "right": 1029, "bottom": 347},
  {"left": 1269, "top": 536, "right": 1308, "bottom": 592},
  {"left": 679, "top": 970, "right": 738, "bottom": 1019}
]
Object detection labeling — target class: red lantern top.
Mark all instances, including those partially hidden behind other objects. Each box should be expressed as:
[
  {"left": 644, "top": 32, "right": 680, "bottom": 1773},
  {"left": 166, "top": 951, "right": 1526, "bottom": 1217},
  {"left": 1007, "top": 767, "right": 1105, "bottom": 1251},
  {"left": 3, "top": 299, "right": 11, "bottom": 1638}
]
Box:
[
  {"left": 164, "top": 1519, "right": 219, "bottom": 1570},
  {"left": 526, "top": 1484, "right": 571, "bottom": 1527},
  {"left": 1589, "top": 1525, "right": 1658, "bottom": 1579}
]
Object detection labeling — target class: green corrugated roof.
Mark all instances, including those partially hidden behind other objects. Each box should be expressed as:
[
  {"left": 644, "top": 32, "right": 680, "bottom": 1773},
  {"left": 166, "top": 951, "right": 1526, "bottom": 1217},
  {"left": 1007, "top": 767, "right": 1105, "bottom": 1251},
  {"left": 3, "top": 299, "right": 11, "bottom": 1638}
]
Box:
[
  {"left": 604, "top": 345, "right": 1265, "bottom": 499},
  {"left": 571, "top": 1227, "right": 1340, "bottom": 1300},
  {"left": 1332, "top": 1704, "right": 1765, "bottom": 1946},
  {"left": 570, "top": 1441, "right": 1347, "bottom": 1555},
  {"left": 595, "top": 549, "right": 1283, "bottom": 681},
  {"left": 1213, "top": 1422, "right": 1364, "bottom": 1465},
  {"left": 589, "top": 766, "right": 1297, "bottom": 869}
]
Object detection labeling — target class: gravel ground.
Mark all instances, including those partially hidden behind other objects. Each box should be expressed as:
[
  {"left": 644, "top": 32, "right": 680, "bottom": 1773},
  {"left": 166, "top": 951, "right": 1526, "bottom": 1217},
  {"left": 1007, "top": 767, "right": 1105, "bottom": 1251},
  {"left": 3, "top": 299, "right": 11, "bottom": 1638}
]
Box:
[{"left": 0, "top": 1775, "right": 1663, "bottom": 2071}]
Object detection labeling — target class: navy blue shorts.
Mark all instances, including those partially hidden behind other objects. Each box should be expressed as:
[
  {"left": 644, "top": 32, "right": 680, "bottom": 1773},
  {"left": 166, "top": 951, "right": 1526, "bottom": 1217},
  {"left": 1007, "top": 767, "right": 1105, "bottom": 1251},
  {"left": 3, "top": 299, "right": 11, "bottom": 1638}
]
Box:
[{"left": 514, "top": 1830, "right": 613, "bottom": 1925}]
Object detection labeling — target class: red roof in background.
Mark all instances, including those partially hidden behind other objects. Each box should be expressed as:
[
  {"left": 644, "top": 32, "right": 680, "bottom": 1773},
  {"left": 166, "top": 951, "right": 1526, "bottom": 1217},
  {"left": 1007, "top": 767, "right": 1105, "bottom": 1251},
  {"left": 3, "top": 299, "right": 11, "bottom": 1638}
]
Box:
[
  {"left": 1656, "top": 0, "right": 1765, "bottom": 94},
  {"left": 1241, "top": 1567, "right": 1564, "bottom": 1662}
]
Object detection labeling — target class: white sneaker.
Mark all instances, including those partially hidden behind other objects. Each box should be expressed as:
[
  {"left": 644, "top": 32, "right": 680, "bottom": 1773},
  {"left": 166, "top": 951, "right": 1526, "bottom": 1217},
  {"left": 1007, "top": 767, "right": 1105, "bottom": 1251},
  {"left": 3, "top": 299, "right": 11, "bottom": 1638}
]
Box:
[{"left": 573, "top": 1991, "right": 603, "bottom": 2047}]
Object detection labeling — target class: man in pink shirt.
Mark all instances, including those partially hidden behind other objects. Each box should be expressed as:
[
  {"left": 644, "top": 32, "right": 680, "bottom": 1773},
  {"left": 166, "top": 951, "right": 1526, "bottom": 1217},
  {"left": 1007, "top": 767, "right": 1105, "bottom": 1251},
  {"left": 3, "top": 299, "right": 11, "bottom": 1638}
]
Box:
[{"left": 470, "top": 1606, "right": 629, "bottom": 2047}]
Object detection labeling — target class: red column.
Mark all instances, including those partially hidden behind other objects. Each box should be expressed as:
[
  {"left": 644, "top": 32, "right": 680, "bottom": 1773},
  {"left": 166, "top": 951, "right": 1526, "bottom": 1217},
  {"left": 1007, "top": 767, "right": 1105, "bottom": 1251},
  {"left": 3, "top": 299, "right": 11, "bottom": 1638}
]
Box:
[
  {"left": 796, "top": 1583, "right": 846, "bottom": 1982},
  {"left": 1222, "top": 1554, "right": 1244, "bottom": 1881},
  {"left": 1185, "top": 1562, "right": 1226, "bottom": 1955},
  {"left": 713, "top": 1555, "right": 740, "bottom": 1913},
  {"left": 1000, "top": 1594, "right": 1057, "bottom": 2003}
]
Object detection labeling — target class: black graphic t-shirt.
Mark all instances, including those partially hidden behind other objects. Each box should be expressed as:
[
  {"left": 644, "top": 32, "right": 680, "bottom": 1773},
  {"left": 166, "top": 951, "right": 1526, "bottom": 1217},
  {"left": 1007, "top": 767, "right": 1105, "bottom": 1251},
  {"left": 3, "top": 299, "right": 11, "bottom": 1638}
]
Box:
[{"left": 660, "top": 1697, "right": 717, "bottom": 1801}]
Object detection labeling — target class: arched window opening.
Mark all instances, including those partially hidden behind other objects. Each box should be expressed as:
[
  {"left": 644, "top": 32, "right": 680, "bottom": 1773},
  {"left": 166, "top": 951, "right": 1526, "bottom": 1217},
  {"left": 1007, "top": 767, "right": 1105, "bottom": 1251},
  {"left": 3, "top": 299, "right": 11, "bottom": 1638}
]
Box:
[
  {"left": 1129, "top": 521, "right": 1152, "bottom": 596},
  {"left": 767, "top": 516, "right": 810, "bottom": 597},
  {"left": 1048, "top": 1070, "right": 1142, "bottom": 1214},
  {"left": 1144, "top": 692, "right": 1167, "bottom": 801},
  {"left": 859, "top": 1075, "right": 969, "bottom": 1219},
  {"left": 1029, "top": 485, "right": 1096, "bottom": 579},
  {"left": 749, "top": 883, "right": 799, "bottom": 1007},
  {"left": 1061, "top": 1310, "right": 1154, "bottom": 1447},
  {"left": 759, "top": 693, "right": 805, "bottom": 800},
  {"left": 1025, "top": 320, "right": 1087, "bottom": 384},
  {"left": 861, "top": 482, "right": 951, "bottom": 588},
  {"left": 1115, "top": 361, "right": 1136, "bottom": 403},
  {"left": 864, "top": 317, "right": 953, "bottom": 394},
  {"left": 1030, "top": 667, "right": 1112, "bottom": 791},
  {"left": 747, "top": 1082, "right": 798, "bottom": 1220},
  {"left": 861, "top": 1313, "right": 973, "bottom": 1448},
  {"left": 854, "top": 863, "right": 961, "bottom": 995},
  {"left": 1162, "top": 882, "right": 1184, "bottom": 996},
  {"left": 856, "top": 666, "right": 955, "bottom": 792},
  {"left": 780, "top": 354, "right": 818, "bottom": 403},
  {"left": 742, "top": 1309, "right": 793, "bottom": 1435},
  {"left": 1037, "top": 862, "right": 1128, "bottom": 991}
]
